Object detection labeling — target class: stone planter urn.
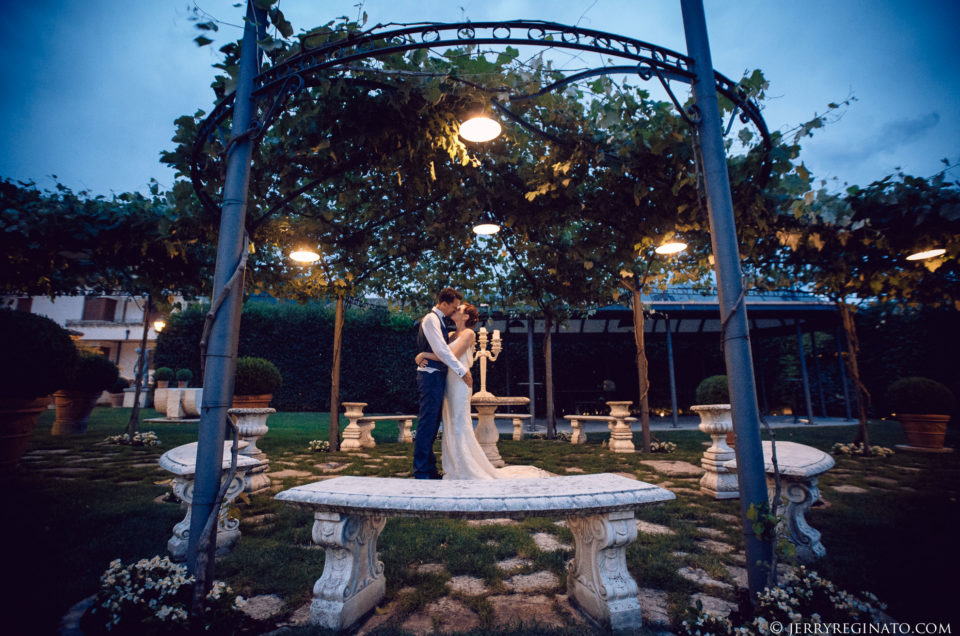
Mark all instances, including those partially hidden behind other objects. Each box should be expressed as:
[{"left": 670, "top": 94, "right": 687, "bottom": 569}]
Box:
[
  {"left": 229, "top": 407, "right": 275, "bottom": 493},
  {"left": 0, "top": 397, "right": 49, "bottom": 471},
  {"left": 692, "top": 404, "right": 738, "bottom": 499},
  {"left": 51, "top": 390, "right": 100, "bottom": 435},
  {"left": 897, "top": 414, "right": 953, "bottom": 453}
]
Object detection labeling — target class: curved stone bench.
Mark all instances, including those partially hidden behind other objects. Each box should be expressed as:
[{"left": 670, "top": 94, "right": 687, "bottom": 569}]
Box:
[
  {"left": 725, "top": 441, "right": 835, "bottom": 562},
  {"left": 159, "top": 441, "right": 259, "bottom": 561},
  {"left": 276, "top": 474, "right": 675, "bottom": 632}
]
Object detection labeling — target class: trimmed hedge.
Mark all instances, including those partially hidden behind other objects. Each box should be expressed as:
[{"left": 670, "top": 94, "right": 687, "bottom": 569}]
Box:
[
  {"left": 155, "top": 302, "right": 421, "bottom": 412},
  {"left": 0, "top": 308, "right": 77, "bottom": 399},
  {"left": 886, "top": 377, "right": 956, "bottom": 416},
  {"left": 695, "top": 374, "right": 729, "bottom": 405}
]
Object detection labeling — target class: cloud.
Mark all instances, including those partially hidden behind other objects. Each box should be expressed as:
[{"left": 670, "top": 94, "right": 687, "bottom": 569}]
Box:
[{"left": 873, "top": 112, "right": 941, "bottom": 150}]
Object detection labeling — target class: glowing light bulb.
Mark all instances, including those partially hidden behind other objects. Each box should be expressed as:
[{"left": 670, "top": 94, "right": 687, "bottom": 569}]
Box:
[
  {"left": 290, "top": 249, "right": 321, "bottom": 263},
  {"left": 473, "top": 223, "right": 500, "bottom": 235},
  {"left": 905, "top": 248, "right": 946, "bottom": 261},
  {"left": 459, "top": 116, "right": 501, "bottom": 142},
  {"left": 655, "top": 241, "right": 687, "bottom": 255}
]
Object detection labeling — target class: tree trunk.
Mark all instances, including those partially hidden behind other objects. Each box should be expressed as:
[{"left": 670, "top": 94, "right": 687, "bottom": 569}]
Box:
[
  {"left": 838, "top": 302, "right": 871, "bottom": 453},
  {"left": 544, "top": 312, "right": 555, "bottom": 439},
  {"left": 125, "top": 295, "right": 152, "bottom": 438},
  {"left": 631, "top": 290, "right": 651, "bottom": 453},
  {"left": 328, "top": 295, "right": 345, "bottom": 451}
]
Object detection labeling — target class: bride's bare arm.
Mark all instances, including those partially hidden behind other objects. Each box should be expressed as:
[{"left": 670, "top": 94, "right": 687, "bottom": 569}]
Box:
[{"left": 414, "top": 330, "right": 475, "bottom": 366}]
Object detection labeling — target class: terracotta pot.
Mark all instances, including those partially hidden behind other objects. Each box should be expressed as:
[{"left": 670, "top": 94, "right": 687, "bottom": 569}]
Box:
[
  {"left": 108, "top": 393, "right": 125, "bottom": 408},
  {"left": 156, "top": 380, "right": 169, "bottom": 389},
  {"left": 177, "top": 381, "right": 189, "bottom": 388},
  {"left": 898, "top": 413, "right": 951, "bottom": 449},
  {"left": 0, "top": 396, "right": 49, "bottom": 471},
  {"left": 52, "top": 390, "right": 100, "bottom": 435},
  {"left": 232, "top": 394, "right": 272, "bottom": 409}
]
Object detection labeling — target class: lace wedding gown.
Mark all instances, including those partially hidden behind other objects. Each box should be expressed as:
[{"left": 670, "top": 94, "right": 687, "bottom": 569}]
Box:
[{"left": 441, "top": 345, "right": 551, "bottom": 480}]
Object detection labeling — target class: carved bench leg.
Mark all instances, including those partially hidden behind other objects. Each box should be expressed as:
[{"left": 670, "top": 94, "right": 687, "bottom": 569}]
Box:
[
  {"left": 310, "top": 512, "right": 387, "bottom": 630},
  {"left": 397, "top": 418, "right": 413, "bottom": 443},
  {"left": 167, "top": 471, "right": 247, "bottom": 562},
  {"left": 769, "top": 475, "right": 826, "bottom": 562},
  {"left": 512, "top": 417, "right": 523, "bottom": 441},
  {"left": 569, "top": 419, "right": 586, "bottom": 444},
  {"left": 359, "top": 422, "right": 377, "bottom": 449},
  {"left": 566, "top": 511, "right": 643, "bottom": 631}
]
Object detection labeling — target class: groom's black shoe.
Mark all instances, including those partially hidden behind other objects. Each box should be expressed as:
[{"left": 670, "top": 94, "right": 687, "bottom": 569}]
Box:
[{"left": 428, "top": 472, "right": 444, "bottom": 480}]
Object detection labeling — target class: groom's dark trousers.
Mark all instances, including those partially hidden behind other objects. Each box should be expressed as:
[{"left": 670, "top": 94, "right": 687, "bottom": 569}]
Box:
[{"left": 414, "top": 362, "right": 446, "bottom": 479}]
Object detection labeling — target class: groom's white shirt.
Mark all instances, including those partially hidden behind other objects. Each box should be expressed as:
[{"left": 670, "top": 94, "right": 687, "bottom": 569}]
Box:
[{"left": 418, "top": 307, "right": 468, "bottom": 377}]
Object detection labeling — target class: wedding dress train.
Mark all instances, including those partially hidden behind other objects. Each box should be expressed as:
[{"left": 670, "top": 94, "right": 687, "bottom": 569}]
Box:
[{"left": 441, "top": 346, "right": 550, "bottom": 480}]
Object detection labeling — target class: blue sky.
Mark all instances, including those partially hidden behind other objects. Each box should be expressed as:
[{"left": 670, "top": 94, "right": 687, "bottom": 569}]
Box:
[{"left": 1, "top": 1, "right": 957, "bottom": 196}]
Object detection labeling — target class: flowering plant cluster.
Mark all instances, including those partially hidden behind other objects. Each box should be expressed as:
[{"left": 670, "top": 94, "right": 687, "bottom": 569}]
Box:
[
  {"left": 82, "top": 556, "right": 249, "bottom": 634},
  {"left": 307, "top": 439, "right": 330, "bottom": 453},
  {"left": 650, "top": 441, "right": 677, "bottom": 453},
  {"left": 104, "top": 431, "right": 161, "bottom": 447},
  {"left": 681, "top": 567, "right": 887, "bottom": 635},
  {"left": 831, "top": 442, "right": 894, "bottom": 457}
]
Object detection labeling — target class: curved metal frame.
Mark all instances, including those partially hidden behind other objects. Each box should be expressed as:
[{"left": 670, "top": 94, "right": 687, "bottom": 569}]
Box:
[{"left": 190, "top": 20, "right": 771, "bottom": 216}]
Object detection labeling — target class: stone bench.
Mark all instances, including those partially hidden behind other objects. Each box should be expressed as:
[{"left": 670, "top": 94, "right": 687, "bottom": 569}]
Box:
[
  {"left": 158, "top": 441, "right": 260, "bottom": 561},
  {"left": 276, "top": 473, "right": 675, "bottom": 632},
  {"left": 470, "top": 412, "right": 532, "bottom": 440},
  {"left": 563, "top": 414, "right": 638, "bottom": 452},
  {"left": 725, "top": 441, "right": 835, "bottom": 562},
  {"left": 340, "top": 402, "right": 415, "bottom": 450}
]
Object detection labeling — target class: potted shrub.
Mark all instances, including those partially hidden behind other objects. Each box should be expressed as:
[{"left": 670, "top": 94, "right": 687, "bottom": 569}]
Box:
[
  {"left": 52, "top": 351, "right": 119, "bottom": 435},
  {"left": 887, "top": 377, "right": 956, "bottom": 451},
  {"left": 0, "top": 309, "right": 78, "bottom": 469},
  {"left": 107, "top": 377, "right": 131, "bottom": 408},
  {"left": 233, "top": 357, "right": 282, "bottom": 408},
  {"left": 175, "top": 368, "right": 193, "bottom": 388},
  {"left": 153, "top": 367, "right": 174, "bottom": 389},
  {"left": 692, "top": 376, "right": 733, "bottom": 446}
]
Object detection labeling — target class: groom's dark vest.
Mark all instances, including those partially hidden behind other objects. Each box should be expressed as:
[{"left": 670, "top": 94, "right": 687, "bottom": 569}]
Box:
[{"left": 417, "top": 314, "right": 450, "bottom": 372}]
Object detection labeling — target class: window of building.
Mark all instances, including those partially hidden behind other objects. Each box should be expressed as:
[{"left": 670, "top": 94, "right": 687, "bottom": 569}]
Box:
[{"left": 82, "top": 297, "right": 118, "bottom": 321}]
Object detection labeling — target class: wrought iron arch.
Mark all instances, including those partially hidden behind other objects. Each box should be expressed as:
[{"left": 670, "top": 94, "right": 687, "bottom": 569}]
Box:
[{"left": 190, "top": 19, "right": 771, "bottom": 217}]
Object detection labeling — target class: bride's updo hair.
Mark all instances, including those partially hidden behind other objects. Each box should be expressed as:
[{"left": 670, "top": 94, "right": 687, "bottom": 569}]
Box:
[{"left": 461, "top": 303, "right": 480, "bottom": 328}]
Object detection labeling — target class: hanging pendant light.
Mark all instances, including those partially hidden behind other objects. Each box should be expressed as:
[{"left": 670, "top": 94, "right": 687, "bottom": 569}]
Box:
[
  {"left": 655, "top": 241, "right": 687, "bottom": 255},
  {"left": 905, "top": 248, "right": 946, "bottom": 261},
  {"left": 290, "top": 248, "right": 321, "bottom": 263},
  {"left": 459, "top": 115, "right": 502, "bottom": 142},
  {"left": 472, "top": 210, "right": 500, "bottom": 235}
]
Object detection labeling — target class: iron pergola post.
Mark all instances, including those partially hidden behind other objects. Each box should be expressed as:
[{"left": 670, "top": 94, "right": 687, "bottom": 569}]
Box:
[
  {"left": 681, "top": 0, "right": 774, "bottom": 596},
  {"left": 187, "top": 0, "right": 267, "bottom": 578}
]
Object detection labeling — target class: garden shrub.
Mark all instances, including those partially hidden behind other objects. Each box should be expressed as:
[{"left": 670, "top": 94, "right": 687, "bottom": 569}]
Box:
[
  {"left": 234, "top": 356, "right": 282, "bottom": 395},
  {"left": 695, "top": 374, "right": 729, "bottom": 404},
  {"left": 0, "top": 308, "right": 77, "bottom": 399},
  {"left": 62, "top": 350, "right": 119, "bottom": 393},
  {"left": 886, "top": 376, "right": 956, "bottom": 415}
]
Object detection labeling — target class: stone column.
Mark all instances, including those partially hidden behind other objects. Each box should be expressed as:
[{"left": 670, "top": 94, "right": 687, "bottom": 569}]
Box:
[
  {"left": 473, "top": 403, "right": 505, "bottom": 467},
  {"left": 340, "top": 402, "right": 367, "bottom": 452},
  {"left": 229, "top": 407, "right": 274, "bottom": 493},
  {"left": 397, "top": 418, "right": 414, "bottom": 443},
  {"left": 606, "top": 401, "right": 636, "bottom": 453},
  {"left": 309, "top": 512, "right": 387, "bottom": 630},
  {"left": 693, "top": 404, "right": 738, "bottom": 499},
  {"left": 566, "top": 510, "right": 643, "bottom": 631},
  {"left": 568, "top": 418, "right": 587, "bottom": 444}
]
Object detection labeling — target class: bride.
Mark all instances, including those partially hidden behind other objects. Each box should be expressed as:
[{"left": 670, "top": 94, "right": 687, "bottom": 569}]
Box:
[{"left": 415, "top": 303, "right": 551, "bottom": 480}]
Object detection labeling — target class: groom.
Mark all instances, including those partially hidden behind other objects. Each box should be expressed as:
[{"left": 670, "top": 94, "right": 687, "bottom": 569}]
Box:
[{"left": 414, "top": 287, "right": 473, "bottom": 479}]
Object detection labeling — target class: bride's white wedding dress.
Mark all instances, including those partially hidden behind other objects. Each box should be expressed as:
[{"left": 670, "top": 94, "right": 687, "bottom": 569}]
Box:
[{"left": 441, "top": 345, "right": 551, "bottom": 480}]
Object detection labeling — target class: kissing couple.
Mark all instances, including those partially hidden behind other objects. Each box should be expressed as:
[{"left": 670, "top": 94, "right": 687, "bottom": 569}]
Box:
[{"left": 414, "top": 287, "right": 550, "bottom": 481}]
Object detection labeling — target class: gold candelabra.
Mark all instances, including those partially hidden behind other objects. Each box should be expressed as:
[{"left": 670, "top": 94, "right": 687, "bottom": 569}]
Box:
[{"left": 472, "top": 326, "right": 501, "bottom": 397}]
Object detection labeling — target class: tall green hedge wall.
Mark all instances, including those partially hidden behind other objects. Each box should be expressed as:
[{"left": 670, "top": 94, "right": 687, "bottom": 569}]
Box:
[{"left": 154, "top": 301, "right": 422, "bottom": 412}]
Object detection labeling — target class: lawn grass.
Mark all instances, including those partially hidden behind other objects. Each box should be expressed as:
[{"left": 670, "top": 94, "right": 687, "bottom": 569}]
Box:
[{"left": 5, "top": 409, "right": 960, "bottom": 633}]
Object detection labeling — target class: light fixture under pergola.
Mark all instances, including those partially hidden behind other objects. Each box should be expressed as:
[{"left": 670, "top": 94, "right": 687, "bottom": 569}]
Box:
[
  {"left": 289, "top": 249, "right": 321, "bottom": 263},
  {"left": 905, "top": 248, "right": 946, "bottom": 261},
  {"left": 459, "top": 115, "right": 502, "bottom": 143},
  {"left": 655, "top": 241, "right": 688, "bottom": 255},
  {"left": 153, "top": 319, "right": 166, "bottom": 333}
]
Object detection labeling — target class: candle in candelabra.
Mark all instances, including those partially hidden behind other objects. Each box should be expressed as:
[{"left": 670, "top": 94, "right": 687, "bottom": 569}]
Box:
[{"left": 493, "top": 329, "right": 500, "bottom": 340}]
